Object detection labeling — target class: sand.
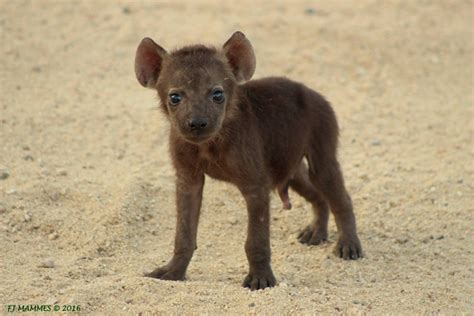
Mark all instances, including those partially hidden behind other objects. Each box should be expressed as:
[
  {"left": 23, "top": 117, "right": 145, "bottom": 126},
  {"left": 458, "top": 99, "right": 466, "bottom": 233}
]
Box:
[{"left": 1, "top": 0, "right": 473, "bottom": 314}]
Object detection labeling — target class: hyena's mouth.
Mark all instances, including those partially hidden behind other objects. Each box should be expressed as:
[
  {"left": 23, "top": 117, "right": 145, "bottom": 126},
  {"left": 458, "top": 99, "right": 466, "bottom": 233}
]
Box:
[
  {"left": 181, "top": 125, "right": 219, "bottom": 144},
  {"left": 184, "top": 132, "right": 214, "bottom": 144}
]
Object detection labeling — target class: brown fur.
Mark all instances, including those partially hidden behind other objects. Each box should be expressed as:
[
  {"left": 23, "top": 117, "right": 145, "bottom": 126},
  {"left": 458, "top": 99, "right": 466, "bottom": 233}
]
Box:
[{"left": 135, "top": 32, "right": 363, "bottom": 290}]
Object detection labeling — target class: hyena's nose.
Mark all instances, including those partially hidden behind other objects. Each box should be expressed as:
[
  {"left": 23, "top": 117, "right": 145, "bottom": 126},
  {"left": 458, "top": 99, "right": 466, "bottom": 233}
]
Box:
[{"left": 188, "top": 117, "right": 208, "bottom": 131}]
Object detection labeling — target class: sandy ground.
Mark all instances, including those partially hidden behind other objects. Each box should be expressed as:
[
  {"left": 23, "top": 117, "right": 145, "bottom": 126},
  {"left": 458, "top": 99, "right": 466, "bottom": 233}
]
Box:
[{"left": 1, "top": 0, "right": 473, "bottom": 314}]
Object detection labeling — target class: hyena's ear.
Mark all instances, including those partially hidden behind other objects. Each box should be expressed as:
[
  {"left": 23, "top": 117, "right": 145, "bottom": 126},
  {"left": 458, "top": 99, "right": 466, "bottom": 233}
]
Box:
[
  {"left": 135, "top": 37, "right": 167, "bottom": 88},
  {"left": 222, "top": 31, "right": 256, "bottom": 82}
]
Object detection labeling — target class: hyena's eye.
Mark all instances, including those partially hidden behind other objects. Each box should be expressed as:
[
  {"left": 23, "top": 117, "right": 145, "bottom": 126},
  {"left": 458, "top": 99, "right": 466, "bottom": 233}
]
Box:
[
  {"left": 169, "top": 93, "right": 182, "bottom": 105},
  {"left": 211, "top": 89, "right": 225, "bottom": 104}
]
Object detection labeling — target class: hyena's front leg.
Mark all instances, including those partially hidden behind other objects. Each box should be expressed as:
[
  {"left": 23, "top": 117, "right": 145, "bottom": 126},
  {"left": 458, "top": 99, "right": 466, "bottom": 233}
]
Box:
[
  {"left": 239, "top": 184, "right": 276, "bottom": 290},
  {"left": 146, "top": 173, "right": 204, "bottom": 280}
]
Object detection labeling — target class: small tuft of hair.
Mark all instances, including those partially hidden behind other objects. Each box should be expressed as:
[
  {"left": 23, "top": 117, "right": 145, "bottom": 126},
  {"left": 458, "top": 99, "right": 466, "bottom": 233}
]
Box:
[{"left": 170, "top": 45, "right": 218, "bottom": 59}]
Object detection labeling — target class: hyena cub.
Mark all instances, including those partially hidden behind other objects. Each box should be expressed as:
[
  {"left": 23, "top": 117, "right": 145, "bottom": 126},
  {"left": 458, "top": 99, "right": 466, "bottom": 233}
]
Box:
[{"left": 135, "top": 31, "right": 362, "bottom": 290}]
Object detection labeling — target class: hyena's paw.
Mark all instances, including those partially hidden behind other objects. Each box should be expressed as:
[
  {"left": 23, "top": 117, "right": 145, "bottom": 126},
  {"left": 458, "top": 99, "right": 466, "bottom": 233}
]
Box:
[
  {"left": 242, "top": 270, "right": 276, "bottom": 290},
  {"left": 144, "top": 265, "right": 185, "bottom": 281},
  {"left": 335, "top": 235, "right": 363, "bottom": 260},
  {"left": 298, "top": 224, "right": 328, "bottom": 245}
]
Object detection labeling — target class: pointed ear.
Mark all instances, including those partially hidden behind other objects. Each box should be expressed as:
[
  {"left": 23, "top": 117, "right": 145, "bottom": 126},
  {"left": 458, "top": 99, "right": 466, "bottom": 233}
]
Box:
[
  {"left": 222, "top": 31, "right": 256, "bottom": 82},
  {"left": 135, "top": 37, "right": 167, "bottom": 88}
]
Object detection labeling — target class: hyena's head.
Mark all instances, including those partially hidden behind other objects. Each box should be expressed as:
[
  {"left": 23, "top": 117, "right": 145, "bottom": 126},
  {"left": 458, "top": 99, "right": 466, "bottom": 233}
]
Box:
[{"left": 135, "top": 32, "right": 256, "bottom": 144}]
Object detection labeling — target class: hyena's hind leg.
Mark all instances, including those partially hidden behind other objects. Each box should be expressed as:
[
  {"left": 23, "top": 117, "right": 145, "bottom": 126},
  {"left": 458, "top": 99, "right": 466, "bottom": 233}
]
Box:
[
  {"left": 306, "top": 149, "right": 363, "bottom": 260},
  {"left": 288, "top": 161, "right": 330, "bottom": 245}
]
